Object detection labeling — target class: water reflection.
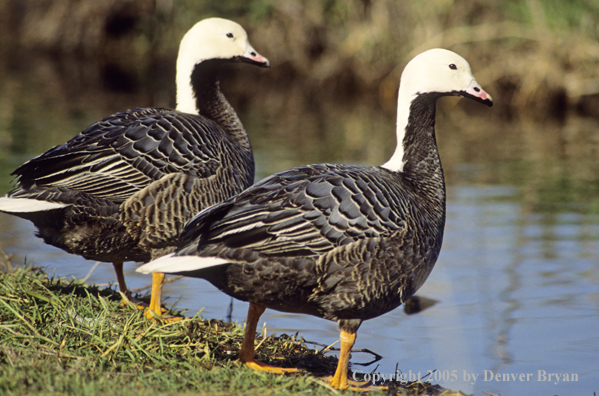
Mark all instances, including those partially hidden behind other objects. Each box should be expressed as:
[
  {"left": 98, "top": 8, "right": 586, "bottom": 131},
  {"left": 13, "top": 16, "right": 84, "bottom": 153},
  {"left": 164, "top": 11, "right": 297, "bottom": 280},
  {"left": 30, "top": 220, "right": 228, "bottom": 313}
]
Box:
[{"left": 1, "top": 56, "right": 598, "bottom": 395}]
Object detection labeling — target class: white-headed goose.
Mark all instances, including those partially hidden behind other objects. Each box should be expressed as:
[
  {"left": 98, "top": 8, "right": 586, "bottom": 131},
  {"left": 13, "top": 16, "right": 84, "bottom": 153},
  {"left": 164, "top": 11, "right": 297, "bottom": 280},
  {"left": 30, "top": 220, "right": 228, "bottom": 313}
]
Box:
[
  {"left": 0, "top": 18, "right": 269, "bottom": 319},
  {"left": 137, "top": 49, "right": 492, "bottom": 388}
]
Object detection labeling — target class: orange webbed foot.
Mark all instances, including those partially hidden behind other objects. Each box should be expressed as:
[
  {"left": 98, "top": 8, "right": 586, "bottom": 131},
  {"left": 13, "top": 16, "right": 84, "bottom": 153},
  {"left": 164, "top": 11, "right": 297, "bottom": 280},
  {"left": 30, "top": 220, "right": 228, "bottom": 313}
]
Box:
[{"left": 244, "top": 360, "right": 300, "bottom": 374}]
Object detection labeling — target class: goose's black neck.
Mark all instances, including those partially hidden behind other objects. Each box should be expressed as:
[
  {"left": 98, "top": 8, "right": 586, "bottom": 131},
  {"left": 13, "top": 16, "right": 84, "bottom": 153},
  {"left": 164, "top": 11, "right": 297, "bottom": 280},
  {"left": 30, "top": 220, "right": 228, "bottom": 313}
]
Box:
[
  {"left": 401, "top": 93, "right": 446, "bottom": 205},
  {"left": 190, "top": 60, "right": 251, "bottom": 151}
]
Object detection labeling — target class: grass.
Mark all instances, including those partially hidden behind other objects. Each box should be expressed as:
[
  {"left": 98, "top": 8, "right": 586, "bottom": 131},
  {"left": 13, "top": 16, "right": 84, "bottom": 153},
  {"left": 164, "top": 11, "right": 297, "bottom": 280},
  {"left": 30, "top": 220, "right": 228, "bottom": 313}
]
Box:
[{"left": 0, "top": 261, "right": 466, "bottom": 396}]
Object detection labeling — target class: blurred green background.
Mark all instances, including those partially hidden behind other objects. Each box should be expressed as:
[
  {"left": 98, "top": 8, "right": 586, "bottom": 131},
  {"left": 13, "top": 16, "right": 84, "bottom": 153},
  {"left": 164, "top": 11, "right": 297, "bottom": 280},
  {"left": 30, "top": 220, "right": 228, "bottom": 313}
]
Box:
[{"left": 1, "top": 0, "right": 599, "bottom": 213}]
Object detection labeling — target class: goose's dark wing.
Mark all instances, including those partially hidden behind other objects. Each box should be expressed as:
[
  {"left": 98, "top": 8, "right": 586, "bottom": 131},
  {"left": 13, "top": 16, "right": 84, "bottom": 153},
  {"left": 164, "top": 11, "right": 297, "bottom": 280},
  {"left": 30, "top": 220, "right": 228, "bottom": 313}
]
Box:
[
  {"left": 180, "top": 163, "right": 409, "bottom": 259},
  {"left": 11, "top": 108, "right": 228, "bottom": 203}
]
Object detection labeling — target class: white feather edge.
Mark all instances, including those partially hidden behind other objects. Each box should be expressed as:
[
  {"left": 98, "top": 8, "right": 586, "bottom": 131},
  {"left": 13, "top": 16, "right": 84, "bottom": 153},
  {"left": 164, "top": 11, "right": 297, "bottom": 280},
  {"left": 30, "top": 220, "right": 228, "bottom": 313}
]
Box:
[
  {"left": 136, "top": 254, "right": 229, "bottom": 274},
  {"left": 0, "top": 197, "right": 69, "bottom": 212}
]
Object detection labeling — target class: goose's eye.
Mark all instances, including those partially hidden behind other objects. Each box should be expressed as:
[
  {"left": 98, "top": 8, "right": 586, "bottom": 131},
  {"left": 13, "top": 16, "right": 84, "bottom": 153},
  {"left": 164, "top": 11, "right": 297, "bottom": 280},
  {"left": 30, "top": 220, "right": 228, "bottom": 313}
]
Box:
[
  {"left": 449, "top": 63, "right": 457, "bottom": 70},
  {"left": 226, "top": 32, "right": 234, "bottom": 38}
]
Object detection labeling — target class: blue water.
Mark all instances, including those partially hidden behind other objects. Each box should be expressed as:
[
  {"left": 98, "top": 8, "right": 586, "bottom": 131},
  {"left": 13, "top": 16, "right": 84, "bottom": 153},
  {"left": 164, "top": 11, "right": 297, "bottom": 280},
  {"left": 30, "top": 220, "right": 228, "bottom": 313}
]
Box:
[{"left": 2, "top": 183, "right": 597, "bottom": 395}]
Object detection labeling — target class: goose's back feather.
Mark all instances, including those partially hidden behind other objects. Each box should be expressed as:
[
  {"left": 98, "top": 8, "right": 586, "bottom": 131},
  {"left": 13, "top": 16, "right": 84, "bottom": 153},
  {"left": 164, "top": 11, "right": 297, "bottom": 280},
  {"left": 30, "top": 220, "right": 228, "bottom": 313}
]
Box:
[
  {"left": 184, "top": 163, "right": 443, "bottom": 256},
  {"left": 12, "top": 108, "right": 248, "bottom": 201}
]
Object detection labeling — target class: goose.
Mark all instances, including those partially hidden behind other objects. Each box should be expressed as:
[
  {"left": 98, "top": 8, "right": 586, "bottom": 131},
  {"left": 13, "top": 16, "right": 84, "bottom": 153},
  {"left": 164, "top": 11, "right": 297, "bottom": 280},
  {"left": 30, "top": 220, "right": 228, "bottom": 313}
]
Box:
[
  {"left": 137, "top": 48, "right": 493, "bottom": 388},
  {"left": 0, "top": 18, "right": 270, "bottom": 319}
]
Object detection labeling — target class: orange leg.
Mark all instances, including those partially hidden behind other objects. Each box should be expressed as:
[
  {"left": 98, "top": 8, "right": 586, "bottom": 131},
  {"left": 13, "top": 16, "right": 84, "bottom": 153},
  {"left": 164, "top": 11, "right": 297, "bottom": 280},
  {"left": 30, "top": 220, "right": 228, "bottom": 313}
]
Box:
[
  {"left": 240, "top": 303, "right": 299, "bottom": 374},
  {"left": 113, "top": 262, "right": 132, "bottom": 301},
  {"left": 145, "top": 272, "right": 183, "bottom": 322},
  {"left": 326, "top": 329, "right": 387, "bottom": 391},
  {"left": 145, "top": 272, "right": 165, "bottom": 319},
  {"left": 329, "top": 329, "right": 356, "bottom": 390}
]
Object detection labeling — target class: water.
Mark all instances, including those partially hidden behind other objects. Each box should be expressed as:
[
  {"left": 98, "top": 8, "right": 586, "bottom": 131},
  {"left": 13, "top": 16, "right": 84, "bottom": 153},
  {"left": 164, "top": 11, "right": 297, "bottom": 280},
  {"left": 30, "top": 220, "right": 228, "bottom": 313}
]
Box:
[{"left": 1, "top": 57, "right": 598, "bottom": 395}]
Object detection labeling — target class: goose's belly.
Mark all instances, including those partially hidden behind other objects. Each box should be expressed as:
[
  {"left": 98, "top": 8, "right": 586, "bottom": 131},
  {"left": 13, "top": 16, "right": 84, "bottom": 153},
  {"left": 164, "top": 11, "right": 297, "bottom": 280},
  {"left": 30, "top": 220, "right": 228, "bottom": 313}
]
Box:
[
  {"left": 31, "top": 207, "right": 151, "bottom": 263},
  {"left": 202, "top": 232, "right": 441, "bottom": 323}
]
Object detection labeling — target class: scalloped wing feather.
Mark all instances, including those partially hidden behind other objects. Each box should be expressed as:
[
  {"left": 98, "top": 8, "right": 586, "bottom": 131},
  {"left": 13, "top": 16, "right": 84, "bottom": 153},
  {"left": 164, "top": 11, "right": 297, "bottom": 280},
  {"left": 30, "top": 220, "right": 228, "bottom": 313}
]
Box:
[
  {"left": 10, "top": 108, "right": 228, "bottom": 202},
  {"left": 181, "top": 164, "right": 409, "bottom": 260}
]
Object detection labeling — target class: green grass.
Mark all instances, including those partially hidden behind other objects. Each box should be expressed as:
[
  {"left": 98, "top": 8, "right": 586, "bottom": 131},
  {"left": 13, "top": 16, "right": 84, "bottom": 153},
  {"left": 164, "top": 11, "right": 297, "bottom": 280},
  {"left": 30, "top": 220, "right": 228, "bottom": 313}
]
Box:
[{"left": 0, "top": 264, "right": 462, "bottom": 396}]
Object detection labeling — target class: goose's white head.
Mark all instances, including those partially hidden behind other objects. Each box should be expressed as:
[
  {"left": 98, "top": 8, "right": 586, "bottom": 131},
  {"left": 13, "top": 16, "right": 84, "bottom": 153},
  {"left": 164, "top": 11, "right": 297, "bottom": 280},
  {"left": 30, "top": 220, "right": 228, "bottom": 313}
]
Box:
[
  {"left": 398, "top": 48, "right": 492, "bottom": 106},
  {"left": 176, "top": 18, "right": 270, "bottom": 113},
  {"left": 382, "top": 48, "right": 492, "bottom": 171}
]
